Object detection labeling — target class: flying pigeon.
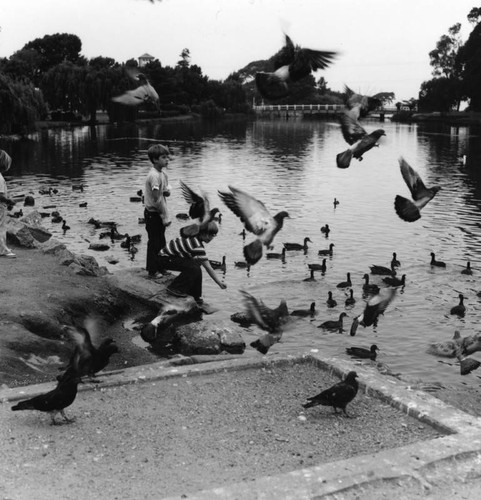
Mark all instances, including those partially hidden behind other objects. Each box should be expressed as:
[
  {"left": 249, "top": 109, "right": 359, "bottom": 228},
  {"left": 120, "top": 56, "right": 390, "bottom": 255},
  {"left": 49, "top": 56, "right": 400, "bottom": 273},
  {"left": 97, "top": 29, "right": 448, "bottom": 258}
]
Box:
[
  {"left": 60, "top": 317, "right": 119, "bottom": 380},
  {"left": 336, "top": 129, "right": 386, "bottom": 169},
  {"left": 302, "top": 371, "right": 358, "bottom": 417},
  {"left": 394, "top": 157, "right": 441, "bottom": 222},
  {"left": 218, "top": 185, "right": 289, "bottom": 265},
  {"left": 255, "top": 34, "right": 337, "bottom": 100},
  {"left": 350, "top": 288, "right": 396, "bottom": 336},
  {"left": 11, "top": 369, "right": 81, "bottom": 425},
  {"left": 239, "top": 290, "right": 289, "bottom": 354},
  {"left": 112, "top": 68, "right": 160, "bottom": 110},
  {"left": 179, "top": 181, "right": 219, "bottom": 237}
]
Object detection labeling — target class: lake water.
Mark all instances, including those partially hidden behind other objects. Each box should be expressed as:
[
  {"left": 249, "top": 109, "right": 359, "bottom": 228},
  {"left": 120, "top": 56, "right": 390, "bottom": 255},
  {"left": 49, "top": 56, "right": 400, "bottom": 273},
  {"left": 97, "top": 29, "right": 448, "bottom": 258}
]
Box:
[{"left": 2, "top": 116, "right": 481, "bottom": 390}]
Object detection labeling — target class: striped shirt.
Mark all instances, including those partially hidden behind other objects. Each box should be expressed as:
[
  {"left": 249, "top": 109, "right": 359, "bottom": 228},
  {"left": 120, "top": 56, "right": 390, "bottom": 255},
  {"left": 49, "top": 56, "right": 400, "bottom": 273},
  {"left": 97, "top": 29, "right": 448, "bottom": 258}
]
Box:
[{"left": 159, "top": 236, "right": 207, "bottom": 262}]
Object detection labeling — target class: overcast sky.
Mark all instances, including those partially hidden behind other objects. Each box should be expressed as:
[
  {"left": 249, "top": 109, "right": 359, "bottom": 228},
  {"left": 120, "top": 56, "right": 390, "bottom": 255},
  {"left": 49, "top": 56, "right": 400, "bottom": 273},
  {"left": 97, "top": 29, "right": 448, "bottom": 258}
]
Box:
[{"left": 0, "top": 0, "right": 477, "bottom": 101}]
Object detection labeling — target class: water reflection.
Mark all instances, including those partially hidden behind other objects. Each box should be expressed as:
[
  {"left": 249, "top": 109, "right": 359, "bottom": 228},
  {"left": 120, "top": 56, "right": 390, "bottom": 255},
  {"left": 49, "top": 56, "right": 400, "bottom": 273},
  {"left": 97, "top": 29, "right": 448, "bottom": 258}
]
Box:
[{"left": 2, "top": 117, "right": 481, "bottom": 391}]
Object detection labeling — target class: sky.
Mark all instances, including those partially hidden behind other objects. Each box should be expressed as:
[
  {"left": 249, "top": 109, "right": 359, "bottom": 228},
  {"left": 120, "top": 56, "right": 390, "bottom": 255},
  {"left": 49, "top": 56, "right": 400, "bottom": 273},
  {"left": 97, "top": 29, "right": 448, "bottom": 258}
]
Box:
[{"left": 0, "top": 0, "right": 477, "bottom": 102}]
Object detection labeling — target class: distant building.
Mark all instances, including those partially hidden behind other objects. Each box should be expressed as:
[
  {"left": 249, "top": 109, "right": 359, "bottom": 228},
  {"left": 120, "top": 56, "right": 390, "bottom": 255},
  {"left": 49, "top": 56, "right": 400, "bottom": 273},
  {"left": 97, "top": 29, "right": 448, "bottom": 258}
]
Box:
[{"left": 138, "top": 53, "right": 155, "bottom": 67}]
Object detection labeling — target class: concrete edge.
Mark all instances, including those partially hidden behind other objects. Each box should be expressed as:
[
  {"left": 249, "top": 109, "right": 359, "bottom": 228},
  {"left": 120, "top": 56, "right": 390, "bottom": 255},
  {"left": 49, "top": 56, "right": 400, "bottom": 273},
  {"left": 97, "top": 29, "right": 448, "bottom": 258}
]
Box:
[{"left": 2, "top": 352, "right": 481, "bottom": 500}]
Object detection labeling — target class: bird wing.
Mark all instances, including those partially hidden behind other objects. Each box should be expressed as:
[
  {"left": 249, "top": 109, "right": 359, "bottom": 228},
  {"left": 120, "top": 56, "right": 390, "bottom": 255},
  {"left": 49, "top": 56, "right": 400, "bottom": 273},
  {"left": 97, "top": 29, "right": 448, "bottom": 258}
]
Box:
[
  {"left": 240, "top": 290, "right": 270, "bottom": 330},
  {"left": 294, "top": 47, "right": 337, "bottom": 72},
  {"left": 339, "top": 106, "right": 367, "bottom": 145},
  {"left": 399, "top": 157, "right": 430, "bottom": 201},
  {"left": 180, "top": 180, "right": 208, "bottom": 220},
  {"left": 218, "top": 186, "right": 273, "bottom": 236},
  {"left": 362, "top": 288, "right": 396, "bottom": 326},
  {"left": 272, "top": 34, "right": 296, "bottom": 69}
]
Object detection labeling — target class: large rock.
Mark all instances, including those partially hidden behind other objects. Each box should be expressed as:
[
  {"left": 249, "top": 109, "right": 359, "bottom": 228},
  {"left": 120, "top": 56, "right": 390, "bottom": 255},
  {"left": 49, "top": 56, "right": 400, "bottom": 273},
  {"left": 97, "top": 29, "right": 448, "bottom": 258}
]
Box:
[
  {"left": 6, "top": 210, "right": 52, "bottom": 247},
  {"left": 174, "top": 320, "right": 246, "bottom": 355}
]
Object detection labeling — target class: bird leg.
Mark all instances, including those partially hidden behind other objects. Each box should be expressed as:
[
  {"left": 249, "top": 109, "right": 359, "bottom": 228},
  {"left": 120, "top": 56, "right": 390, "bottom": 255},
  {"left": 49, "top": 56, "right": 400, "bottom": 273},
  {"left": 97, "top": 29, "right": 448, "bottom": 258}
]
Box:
[{"left": 60, "top": 410, "right": 75, "bottom": 424}]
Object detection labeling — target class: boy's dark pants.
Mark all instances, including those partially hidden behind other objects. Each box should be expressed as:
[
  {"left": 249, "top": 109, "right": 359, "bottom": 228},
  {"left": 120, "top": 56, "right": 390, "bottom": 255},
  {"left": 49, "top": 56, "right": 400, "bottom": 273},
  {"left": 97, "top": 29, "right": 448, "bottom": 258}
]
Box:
[
  {"left": 145, "top": 210, "right": 167, "bottom": 275},
  {"left": 157, "top": 256, "right": 202, "bottom": 299}
]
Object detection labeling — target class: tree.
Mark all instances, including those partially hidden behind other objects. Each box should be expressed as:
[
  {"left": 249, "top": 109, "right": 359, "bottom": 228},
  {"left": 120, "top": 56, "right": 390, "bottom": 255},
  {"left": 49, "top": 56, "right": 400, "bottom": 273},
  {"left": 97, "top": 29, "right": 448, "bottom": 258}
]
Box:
[
  {"left": 458, "top": 19, "right": 481, "bottom": 110},
  {"left": 467, "top": 7, "right": 481, "bottom": 25},
  {"left": 429, "top": 23, "right": 463, "bottom": 78},
  {"left": 418, "top": 77, "right": 460, "bottom": 112},
  {"left": 177, "top": 48, "right": 191, "bottom": 69}
]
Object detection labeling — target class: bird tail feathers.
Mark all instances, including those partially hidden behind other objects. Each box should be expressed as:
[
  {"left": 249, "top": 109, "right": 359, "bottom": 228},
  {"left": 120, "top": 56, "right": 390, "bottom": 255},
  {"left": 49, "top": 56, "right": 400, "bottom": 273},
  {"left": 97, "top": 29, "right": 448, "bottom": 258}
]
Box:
[
  {"left": 244, "top": 240, "right": 263, "bottom": 265},
  {"left": 336, "top": 149, "right": 353, "bottom": 169},
  {"left": 394, "top": 195, "right": 421, "bottom": 222},
  {"left": 11, "top": 401, "right": 34, "bottom": 411}
]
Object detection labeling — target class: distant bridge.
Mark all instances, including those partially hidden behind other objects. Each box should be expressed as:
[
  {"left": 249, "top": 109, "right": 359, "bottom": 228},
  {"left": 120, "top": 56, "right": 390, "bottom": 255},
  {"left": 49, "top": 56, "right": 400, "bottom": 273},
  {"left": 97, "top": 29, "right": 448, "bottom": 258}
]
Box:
[{"left": 253, "top": 104, "right": 397, "bottom": 119}]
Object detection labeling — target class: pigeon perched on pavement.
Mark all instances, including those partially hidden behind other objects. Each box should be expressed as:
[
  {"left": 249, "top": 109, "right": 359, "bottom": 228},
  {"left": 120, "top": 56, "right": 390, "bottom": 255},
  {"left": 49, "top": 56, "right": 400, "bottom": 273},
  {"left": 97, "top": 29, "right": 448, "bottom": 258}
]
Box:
[
  {"left": 11, "top": 369, "right": 81, "bottom": 425},
  {"left": 60, "top": 317, "right": 119, "bottom": 380},
  {"left": 350, "top": 288, "right": 396, "bottom": 336},
  {"left": 218, "top": 185, "right": 289, "bottom": 265},
  {"left": 394, "top": 157, "right": 441, "bottom": 222},
  {"left": 255, "top": 34, "right": 337, "bottom": 100},
  {"left": 112, "top": 68, "right": 159, "bottom": 110},
  {"left": 239, "top": 290, "right": 289, "bottom": 354},
  {"left": 179, "top": 181, "right": 219, "bottom": 237},
  {"left": 302, "top": 371, "right": 358, "bottom": 417}
]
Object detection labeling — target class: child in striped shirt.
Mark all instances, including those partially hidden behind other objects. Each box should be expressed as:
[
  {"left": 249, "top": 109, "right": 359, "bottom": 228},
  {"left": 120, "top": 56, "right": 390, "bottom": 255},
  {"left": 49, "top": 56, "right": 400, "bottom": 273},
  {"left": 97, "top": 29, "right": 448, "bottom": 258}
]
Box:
[{"left": 158, "top": 221, "right": 226, "bottom": 304}]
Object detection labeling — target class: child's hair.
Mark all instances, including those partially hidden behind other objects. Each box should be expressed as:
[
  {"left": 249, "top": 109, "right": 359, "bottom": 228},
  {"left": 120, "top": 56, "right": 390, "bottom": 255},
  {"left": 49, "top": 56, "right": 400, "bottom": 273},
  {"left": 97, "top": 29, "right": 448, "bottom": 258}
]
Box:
[
  {"left": 0, "top": 150, "right": 12, "bottom": 172},
  {"left": 199, "top": 221, "right": 219, "bottom": 236},
  {"left": 147, "top": 144, "right": 170, "bottom": 162}
]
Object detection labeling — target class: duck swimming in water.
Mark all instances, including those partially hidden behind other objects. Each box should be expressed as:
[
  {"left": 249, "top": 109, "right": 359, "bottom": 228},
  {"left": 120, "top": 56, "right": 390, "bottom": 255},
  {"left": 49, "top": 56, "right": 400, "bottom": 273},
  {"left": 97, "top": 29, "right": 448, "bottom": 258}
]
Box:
[
  {"left": 283, "top": 237, "right": 312, "bottom": 251},
  {"left": 430, "top": 252, "right": 446, "bottom": 268},
  {"left": 450, "top": 293, "right": 466, "bottom": 317},
  {"left": 346, "top": 344, "right": 379, "bottom": 360},
  {"left": 318, "top": 243, "right": 335, "bottom": 256},
  {"left": 318, "top": 312, "right": 347, "bottom": 332}
]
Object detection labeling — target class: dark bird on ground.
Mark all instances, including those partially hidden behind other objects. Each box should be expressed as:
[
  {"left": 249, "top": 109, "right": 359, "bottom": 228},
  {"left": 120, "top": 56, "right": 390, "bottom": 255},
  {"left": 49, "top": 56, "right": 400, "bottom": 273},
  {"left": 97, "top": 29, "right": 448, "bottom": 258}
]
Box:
[
  {"left": 291, "top": 302, "right": 317, "bottom": 317},
  {"left": 209, "top": 255, "right": 227, "bottom": 272},
  {"left": 391, "top": 252, "right": 401, "bottom": 268},
  {"left": 255, "top": 34, "right": 337, "bottom": 100},
  {"left": 320, "top": 224, "right": 330, "bottom": 236},
  {"left": 318, "top": 243, "right": 335, "bottom": 256},
  {"left": 450, "top": 293, "right": 466, "bottom": 317},
  {"left": 308, "top": 259, "right": 327, "bottom": 272},
  {"left": 345, "top": 289, "right": 356, "bottom": 307},
  {"left": 218, "top": 186, "right": 289, "bottom": 265},
  {"left": 337, "top": 272, "right": 352, "bottom": 289},
  {"left": 318, "top": 312, "right": 347, "bottom": 332},
  {"left": 346, "top": 344, "right": 379, "bottom": 360},
  {"left": 266, "top": 247, "right": 286, "bottom": 260},
  {"left": 62, "top": 220, "right": 70, "bottom": 232},
  {"left": 239, "top": 290, "right": 289, "bottom": 354},
  {"left": 112, "top": 68, "right": 160, "bottom": 110},
  {"left": 326, "top": 291, "right": 337, "bottom": 308},
  {"left": 302, "top": 371, "right": 358, "bottom": 417},
  {"left": 370, "top": 262, "right": 396, "bottom": 276},
  {"left": 303, "top": 269, "right": 316, "bottom": 282},
  {"left": 394, "top": 157, "right": 441, "bottom": 222},
  {"left": 336, "top": 129, "right": 386, "bottom": 169},
  {"left": 60, "top": 317, "right": 119, "bottom": 380},
  {"left": 461, "top": 262, "right": 473, "bottom": 275},
  {"left": 350, "top": 288, "right": 396, "bottom": 336},
  {"left": 179, "top": 180, "right": 219, "bottom": 237},
  {"left": 430, "top": 252, "right": 446, "bottom": 268},
  {"left": 382, "top": 274, "right": 406, "bottom": 288},
  {"left": 11, "top": 369, "right": 81, "bottom": 425},
  {"left": 284, "top": 237, "right": 312, "bottom": 251},
  {"left": 362, "top": 273, "right": 380, "bottom": 295}
]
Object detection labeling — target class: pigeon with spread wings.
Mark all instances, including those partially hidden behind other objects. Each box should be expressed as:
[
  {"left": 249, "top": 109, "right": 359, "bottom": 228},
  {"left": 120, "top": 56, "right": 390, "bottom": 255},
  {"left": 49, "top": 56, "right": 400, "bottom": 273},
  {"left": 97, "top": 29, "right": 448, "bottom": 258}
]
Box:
[
  {"left": 239, "top": 290, "right": 289, "bottom": 354},
  {"left": 112, "top": 68, "right": 160, "bottom": 110},
  {"left": 255, "top": 34, "right": 337, "bottom": 100},
  {"left": 179, "top": 181, "right": 219, "bottom": 237},
  {"left": 218, "top": 186, "right": 289, "bottom": 265},
  {"left": 350, "top": 288, "right": 396, "bottom": 336},
  {"left": 394, "top": 157, "right": 441, "bottom": 222}
]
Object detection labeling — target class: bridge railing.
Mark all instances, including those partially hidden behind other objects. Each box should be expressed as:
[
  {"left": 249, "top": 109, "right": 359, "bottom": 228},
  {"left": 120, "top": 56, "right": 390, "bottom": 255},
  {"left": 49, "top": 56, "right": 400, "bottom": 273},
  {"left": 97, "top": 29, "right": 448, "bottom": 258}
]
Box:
[{"left": 253, "top": 104, "right": 397, "bottom": 113}]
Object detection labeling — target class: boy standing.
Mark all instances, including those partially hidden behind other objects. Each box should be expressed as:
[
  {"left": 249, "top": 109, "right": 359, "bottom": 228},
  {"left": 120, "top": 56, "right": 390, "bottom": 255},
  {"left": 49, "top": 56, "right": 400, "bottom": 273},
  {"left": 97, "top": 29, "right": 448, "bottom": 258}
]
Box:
[
  {"left": 0, "top": 150, "right": 16, "bottom": 258},
  {"left": 144, "top": 144, "right": 171, "bottom": 278}
]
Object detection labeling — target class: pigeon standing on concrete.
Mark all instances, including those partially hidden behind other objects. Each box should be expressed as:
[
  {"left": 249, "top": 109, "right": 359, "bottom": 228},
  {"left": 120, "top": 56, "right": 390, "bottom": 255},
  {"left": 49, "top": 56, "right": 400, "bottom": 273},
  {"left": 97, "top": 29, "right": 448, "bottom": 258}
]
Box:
[{"left": 302, "top": 371, "right": 358, "bottom": 417}]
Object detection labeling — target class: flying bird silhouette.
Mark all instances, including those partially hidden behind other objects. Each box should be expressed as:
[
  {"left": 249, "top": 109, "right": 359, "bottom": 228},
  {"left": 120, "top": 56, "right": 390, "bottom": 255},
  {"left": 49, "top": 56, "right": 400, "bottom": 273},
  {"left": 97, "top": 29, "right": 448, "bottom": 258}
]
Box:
[
  {"left": 239, "top": 290, "right": 289, "bottom": 354},
  {"left": 179, "top": 181, "right": 219, "bottom": 237},
  {"left": 302, "top": 371, "right": 358, "bottom": 417},
  {"left": 11, "top": 369, "right": 81, "bottom": 425},
  {"left": 112, "top": 68, "right": 160, "bottom": 110},
  {"left": 255, "top": 34, "right": 337, "bottom": 100},
  {"left": 394, "top": 157, "right": 441, "bottom": 222},
  {"left": 60, "top": 317, "right": 119, "bottom": 380},
  {"left": 336, "top": 129, "right": 386, "bottom": 169},
  {"left": 350, "top": 288, "right": 396, "bottom": 336},
  {"left": 218, "top": 185, "right": 289, "bottom": 265}
]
